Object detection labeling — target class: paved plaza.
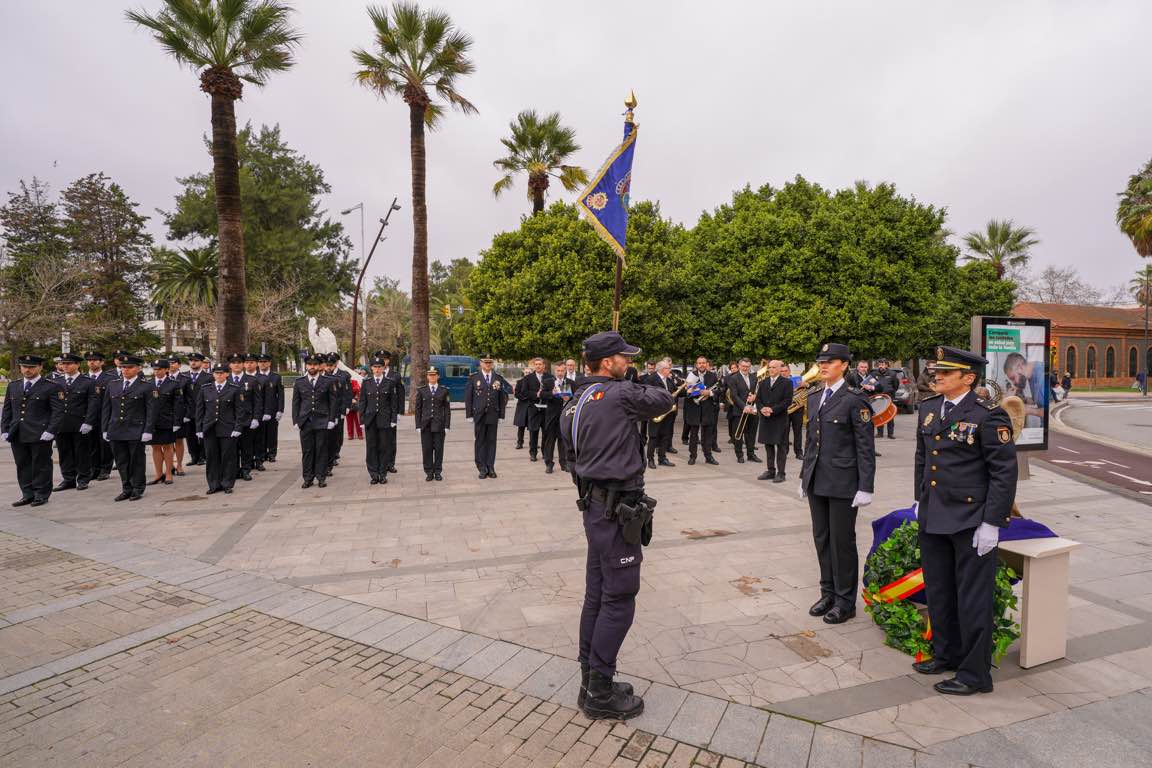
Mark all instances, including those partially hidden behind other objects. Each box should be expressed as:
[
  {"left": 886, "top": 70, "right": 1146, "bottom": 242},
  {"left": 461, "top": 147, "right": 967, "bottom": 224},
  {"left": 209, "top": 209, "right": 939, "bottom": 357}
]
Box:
[{"left": 2, "top": 412, "right": 1152, "bottom": 767}]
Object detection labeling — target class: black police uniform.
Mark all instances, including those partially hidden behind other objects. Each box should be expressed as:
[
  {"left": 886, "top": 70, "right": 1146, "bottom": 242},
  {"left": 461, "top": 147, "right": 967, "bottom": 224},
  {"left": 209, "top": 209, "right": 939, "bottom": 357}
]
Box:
[
  {"left": 149, "top": 374, "right": 185, "bottom": 446},
  {"left": 464, "top": 367, "right": 509, "bottom": 478},
  {"left": 376, "top": 359, "right": 404, "bottom": 472},
  {"left": 85, "top": 364, "right": 118, "bottom": 478},
  {"left": 259, "top": 361, "right": 285, "bottom": 461},
  {"left": 360, "top": 370, "right": 400, "bottom": 483},
  {"left": 293, "top": 370, "right": 338, "bottom": 486},
  {"left": 252, "top": 367, "right": 272, "bottom": 467},
  {"left": 226, "top": 368, "right": 261, "bottom": 478},
  {"left": 328, "top": 359, "right": 354, "bottom": 470},
  {"left": 561, "top": 332, "right": 673, "bottom": 720},
  {"left": 183, "top": 363, "right": 212, "bottom": 464},
  {"left": 414, "top": 380, "right": 451, "bottom": 478},
  {"left": 53, "top": 366, "right": 102, "bottom": 490},
  {"left": 197, "top": 377, "right": 243, "bottom": 493},
  {"left": 101, "top": 371, "right": 158, "bottom": 500},
  {"left": 914, "top": 347, "right": 1017, "bottom": 693},
  {"left": 799, "top": 344, "right": 877, "bottom": 621},
  {"left": 512, "top": 375, "right": 531, "bottom": 450},
  {"left": 2, "top": 369, "right": 65, "bottom": 504}
]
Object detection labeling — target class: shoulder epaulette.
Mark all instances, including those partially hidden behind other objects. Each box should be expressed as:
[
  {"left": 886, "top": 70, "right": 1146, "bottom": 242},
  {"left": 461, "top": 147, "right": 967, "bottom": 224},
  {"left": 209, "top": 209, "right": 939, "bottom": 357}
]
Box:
[
  {"left": 977, "top": 398, "right": 998, "bottom": 410},
  {"left": 921, "top": 392, "right": 943, "bottom": 401},
  {"left": 847, "top": 386, "right": 864, "bottom": 395}
]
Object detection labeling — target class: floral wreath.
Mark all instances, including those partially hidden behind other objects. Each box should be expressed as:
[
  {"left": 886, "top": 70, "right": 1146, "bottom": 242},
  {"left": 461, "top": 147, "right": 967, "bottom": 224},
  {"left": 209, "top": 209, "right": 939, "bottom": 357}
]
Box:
[{"left": 862, "top": 521, "right": 1020, "bottom": 663}]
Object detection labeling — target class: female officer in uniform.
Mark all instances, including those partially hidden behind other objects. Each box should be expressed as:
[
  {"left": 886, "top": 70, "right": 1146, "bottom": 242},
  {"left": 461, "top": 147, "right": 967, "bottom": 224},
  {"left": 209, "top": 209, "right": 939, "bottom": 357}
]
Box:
[{"left": 562, "top": 331, "right": 673, "bottom": 720}]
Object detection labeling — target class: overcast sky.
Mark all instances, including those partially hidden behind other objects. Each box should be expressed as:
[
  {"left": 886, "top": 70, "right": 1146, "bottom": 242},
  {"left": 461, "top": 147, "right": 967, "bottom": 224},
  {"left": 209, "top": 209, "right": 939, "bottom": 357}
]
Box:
[{"left": 2, "top": 0, "right": 1150, "bottom": 295}]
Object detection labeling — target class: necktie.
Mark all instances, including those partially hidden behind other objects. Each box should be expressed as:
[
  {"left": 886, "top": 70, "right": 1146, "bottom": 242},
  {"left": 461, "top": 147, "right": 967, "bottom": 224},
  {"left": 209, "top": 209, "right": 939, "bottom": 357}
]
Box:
[
  {"left": 485, "top": 374, "right": 490, "bottom": 385},
  {"left": 943, "top": 401, "right": 956, "bottom": 421},
  {"left": 217, "top": 384, "right": 223, "bottom": 393},
  {"left": 819, "top": 387, "right": 833, "bottom": 410},
  {"left": 66, "top": 377, "right": 72, "bottom": 387},
  {"left": 376, "top": 378, "right": 381, "bottom": 386},
  {"left": 430, "top": 386, "right": 436, "bottom": 395},
  {"left": 24, "top": 380, "right": 31, "bottom": 393}
]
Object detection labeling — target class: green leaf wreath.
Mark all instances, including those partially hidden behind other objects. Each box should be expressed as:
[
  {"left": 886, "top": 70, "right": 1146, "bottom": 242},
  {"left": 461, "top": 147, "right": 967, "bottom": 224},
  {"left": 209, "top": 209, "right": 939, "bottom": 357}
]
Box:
[{"left": 862, "top": 521, "right": 1021, "bottom": 663}]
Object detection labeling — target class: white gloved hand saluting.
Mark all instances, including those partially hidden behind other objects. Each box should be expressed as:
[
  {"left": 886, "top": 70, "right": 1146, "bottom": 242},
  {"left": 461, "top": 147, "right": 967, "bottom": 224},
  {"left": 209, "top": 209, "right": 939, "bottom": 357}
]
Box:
[
  {"left": 973, "top": 522, "right": 1000, "bottom": 557},
  {"left": 79, "top": 424, "right": 93, "bottom": 435},
  {"left": 851, "top": 491, "right": 873, "bottom": 509}
]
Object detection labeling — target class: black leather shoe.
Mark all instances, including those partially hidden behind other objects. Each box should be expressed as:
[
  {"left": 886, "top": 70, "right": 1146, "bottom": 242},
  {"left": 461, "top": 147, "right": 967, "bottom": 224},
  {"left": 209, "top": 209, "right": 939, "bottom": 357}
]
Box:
[
  {"left": 388, "top": 466, "right": 397, "bottom": 474},
  {"left": 757, "top": 471, "right": 775, "bottom": 481},
  {"left": 434, "top": 473, "right": 443, "bottom": 481},
  {"left": 823, "top": 606, "right": 856, "bottom": 624},
  {"left": 748, "top": 453, "right": 761, "bottom": 463},
  {"left": 736, "top": 455, "right": 745, "bottom": 464},
  {"left": 487, "top": 470, "right": 498, "bottom": 479},
  {"left": 665, "top": 447, "right": 678, "bottom": 455},
  {"left": 267, "top": 457, "right": 277, "bottom": 463},
  {"left": 76, "top": 482, "right": 89, "bottom": 491},
  {"left": 888, "top": 435, "right": 896, "bottom": 440},
  {"left": 913, "top": 659, "right": 956, "bottom": 675},
  {"left": 30, "top": 499, "right": 47, "bottom": 507},
  {"left": 530, "top": 455, "right": 538, "bottom": 462},
  {"left": 478, "top": 470, "right": 487, "bottom": 479},
  {"left": 425, "top": 473, "right": 434, "bottom": 482},
  {"left": 808, "top": 596, "right": 834, "bottom": 616},
  {"left": 114, "top": 492, "right": 132, "bottom": 502},
  {"left": 240, "top": 471, "right": 252, "bottom": 481},
  {"left": 794, "top": 453, "right": 804, "bottom": 460},
  {"left": 317, "top": 479, "right": 327, "bottom": 488},
  {"left": 648, "top": 458, "right": 657, "bottom": 469},
  {"left": 934, "top": 678, "right": 992, "bottom": 696},
  {"left": 380, "top": 475, "right": 387, "bottom": 484},
  {"left": 12, "top": 498, "right": 33, "bottom": 507},
  {"left": 772, "top": 475, "right": 786, "bottom": 484},
  {"left": 687, "top": 457, "right": 697, "bottom": 465},
  {"left": 255, "top": 463, "right": 266, "bottom": 471},
  {"left": 515, "top": 443, "right": 523, "bottom": 450},
  {"left": 147, "top": 478, "right": 163, "bottom": 486},
  {"left": 370, "top": 477, "right": 379, "bottom": 485},
  {"left": 53, "top": 482, "right": 76, "bottom": 492},
  {"left": 545, "top": 465, "right": 554, "bottom": 474},
  {"left": 96, "top": 473, "right": 111, "bottom": 481},
  {"left": 705, "top": 456, "right": 719, "bottom": 465},
  {"left": 875, "top": 452, "right": 882, "bottom": 457},
  {"left": 301, "top": 480, "right": 313, "bottom": 489},
  {"left": 223, "top": 488, "right": 233, "bottom": 494},
  {"left": 206, "top": 488, "right": 220, "bottom": 494},
  {"left": 658, "top": 458, "right": 675, "bottom": 467},
  {"left": 583, "top": 670, "right": 644, "bottom": 721},
  {"left": 129, "top": 493, "right": 143, "bottom": 501}
]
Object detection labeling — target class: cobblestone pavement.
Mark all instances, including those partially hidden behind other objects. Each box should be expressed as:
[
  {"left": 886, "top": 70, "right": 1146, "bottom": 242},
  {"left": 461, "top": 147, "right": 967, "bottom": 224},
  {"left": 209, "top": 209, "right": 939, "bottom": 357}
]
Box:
[{"left": 2, "top": 414, "right": 1151, "bottom": 766}]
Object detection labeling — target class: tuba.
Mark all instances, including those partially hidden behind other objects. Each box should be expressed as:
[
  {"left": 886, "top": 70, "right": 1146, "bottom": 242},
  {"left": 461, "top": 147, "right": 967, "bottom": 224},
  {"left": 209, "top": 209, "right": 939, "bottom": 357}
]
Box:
[{"left": 787, "top": 364, "right": 822, "bottom": 414}]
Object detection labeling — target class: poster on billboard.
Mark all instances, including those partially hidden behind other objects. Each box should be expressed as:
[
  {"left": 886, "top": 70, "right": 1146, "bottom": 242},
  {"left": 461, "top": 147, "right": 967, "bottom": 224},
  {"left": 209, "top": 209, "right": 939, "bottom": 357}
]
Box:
[{"left": 971, "top": 316, "right": 1051, "bottom": 450}]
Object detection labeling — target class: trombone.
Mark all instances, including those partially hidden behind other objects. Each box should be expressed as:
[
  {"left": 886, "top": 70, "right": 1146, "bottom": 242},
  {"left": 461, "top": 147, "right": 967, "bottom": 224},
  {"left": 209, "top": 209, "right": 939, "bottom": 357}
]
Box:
[
  {"left": 651, "top": 373, "right": 691, "bottom": 423},
  {"left": 733, "top": 363, "right": 770, "bottom": 442}
]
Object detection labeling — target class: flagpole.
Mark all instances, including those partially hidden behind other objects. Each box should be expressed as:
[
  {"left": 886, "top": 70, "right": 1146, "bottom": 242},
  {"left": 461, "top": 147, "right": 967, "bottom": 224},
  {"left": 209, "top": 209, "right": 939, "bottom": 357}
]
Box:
[{"left": 612, "top": 91, "right": 638, "bottom": 332}]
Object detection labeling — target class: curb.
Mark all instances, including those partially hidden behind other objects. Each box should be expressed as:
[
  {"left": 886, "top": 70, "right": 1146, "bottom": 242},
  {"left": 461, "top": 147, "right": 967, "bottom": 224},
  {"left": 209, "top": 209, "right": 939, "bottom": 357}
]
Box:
[{"left": 1050, "top": 401, "right": 1152, "bottom": 459}]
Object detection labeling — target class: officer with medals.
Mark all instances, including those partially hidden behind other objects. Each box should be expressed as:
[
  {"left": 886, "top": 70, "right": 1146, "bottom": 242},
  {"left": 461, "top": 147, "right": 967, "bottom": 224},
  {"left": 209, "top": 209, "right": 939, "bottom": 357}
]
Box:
[
  {"left": 913, "top": 346, "right": 1017, "bottom": 696},
  {"left": 561, "top": 331, "right": 673, "bottom": 720},
  {"left": 196, "top": 363, "right": 244, "bottom": 494},
  {"left": 2, "top": 354, "right": 65, "bottom": 506},
  {"left": 800, "top": 343, "right": 876, "bottom": 624},
  {"left": 464, "top": 355, "right": 509, "bottom": 479}
]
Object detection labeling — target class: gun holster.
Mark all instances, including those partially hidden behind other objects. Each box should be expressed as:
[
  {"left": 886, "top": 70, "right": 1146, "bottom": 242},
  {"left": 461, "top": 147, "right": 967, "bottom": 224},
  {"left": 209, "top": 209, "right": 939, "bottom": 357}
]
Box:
[{"left": 616, "top": 494, "right": 657, "bottom": 546}]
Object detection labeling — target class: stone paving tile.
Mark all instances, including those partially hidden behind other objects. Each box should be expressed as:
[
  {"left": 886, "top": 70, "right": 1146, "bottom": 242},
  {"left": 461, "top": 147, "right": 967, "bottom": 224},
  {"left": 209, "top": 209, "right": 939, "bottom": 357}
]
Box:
[
  {"left": 664, "top": 692, "right": 727, "bottom": 747},
  {"left": 706, "top": 703, "right": 769, "bottom": 762},
  {"left": 755, "top": 713, "right": 814, "bottom": 768}
]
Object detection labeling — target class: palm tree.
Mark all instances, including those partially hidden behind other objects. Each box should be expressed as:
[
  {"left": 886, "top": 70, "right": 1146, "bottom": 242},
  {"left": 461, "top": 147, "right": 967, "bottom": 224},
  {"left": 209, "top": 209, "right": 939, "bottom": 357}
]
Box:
[
  {"left": 1132, "top": 265, "right": 1152, "bottom": 307},
  {"left": 150, "top": 245, "right": 219, "bottom": 352},
  {"left": 127, "top": 0, "right": 301, "bottom": 354},
  {"left": 353, "top": 2, "right": 477, "bottom": 411},
  {"left": 492, "top": 110, "right": 588, "bottom": 214},
  {"left": 1117, "top": 158, "right": 1152, "bottom": 257},
  {"left": 962, "top": 219, "right": 1040, "bottom": 280}
]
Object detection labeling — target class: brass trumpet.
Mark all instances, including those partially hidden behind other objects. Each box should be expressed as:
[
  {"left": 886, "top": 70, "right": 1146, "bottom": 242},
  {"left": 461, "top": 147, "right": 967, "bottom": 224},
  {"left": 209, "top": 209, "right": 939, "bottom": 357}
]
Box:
[
  {"left": 787, "top": 364, "right": 822, "bottom": 415},
  {"left": 651, "top": 377, "right": 689, "bottom": 423}
]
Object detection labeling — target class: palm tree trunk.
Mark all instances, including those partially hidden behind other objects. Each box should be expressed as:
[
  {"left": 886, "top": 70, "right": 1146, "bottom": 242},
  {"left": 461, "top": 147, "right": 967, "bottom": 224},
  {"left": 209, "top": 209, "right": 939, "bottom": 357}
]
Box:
[
  {"left": 211, "top": 93, "right": 247, "bottom": 355},
  {"left": 531, "top": 190, "right": 545, "bottom": 215},
  {"left": 408, "top": 103, "right": 430, "bottom": 415}
]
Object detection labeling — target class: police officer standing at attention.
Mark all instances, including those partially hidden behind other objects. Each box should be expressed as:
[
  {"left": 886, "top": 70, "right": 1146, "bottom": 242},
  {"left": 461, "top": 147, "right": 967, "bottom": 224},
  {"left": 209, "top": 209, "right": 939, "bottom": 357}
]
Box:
[
  {"left": 800, "top": 343, "right": 876, "bottom": 624},
  {"left": 101, "top": 355, "right": 157, "bottom": 502},
  {"left": 293, "top": 354, "right": 338, "bottom": 488},
  {"left": 196, "top": 363, "right": 244, "bottom": 494},
  {"left": 2, "top": 355, "right": 64, "bottom": 506},
  {"left": 360, "top": 354, "right": 399, "bottom": 485},
  {"left": 183, "top": 353, "right": 210, "bottom": 466},
  {"left": 84, "top": 352, "right": 117, "bottom": 481},
  {"left": 414, "top": 367, "right": 451, "bottom": 481},
  {"left": 465, "top": 355, "right": 508, "bottom": 479},
  {"left": 256, "top": 354, "right": 284, "bottom": 462},
  {"left": 52, "top": 352, "right": 100, "bottom": 492},
  {"left": 373, "top": 349, "right": 404, "bottom": 474},
  {"left": 561, "top": 331, "right": 671, "bottom": 720},
  {"left": 913, "top": 347, "right": 1017, "bottom": 695}
]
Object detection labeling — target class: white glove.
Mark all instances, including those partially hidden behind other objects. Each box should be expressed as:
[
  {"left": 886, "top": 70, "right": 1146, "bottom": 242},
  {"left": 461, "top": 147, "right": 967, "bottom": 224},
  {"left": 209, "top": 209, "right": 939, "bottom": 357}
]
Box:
[
  {"left": 910, "top": 501, "right": 919, "bottom": 517},
  {"left": 40, "top": 432, "right": 54, "bottom": 441},
  {"left": 172, "top": 426, "right": 180, "bottom": 431},
  {"left": 102, "top": 432, "right": 109, "bottom": 442},
  {"left": 852, "top": 491, "right": 873, "bottom": 509},
  {"left": 141, "top": 432, "right": 152, "bottom": 442},
  {"left": 79, "top": 424, "right": 93, "bottom": 435},
  {"left": 196, "top": 432, "right": 204, "bottom": 439},
  {"left": 415, "top": 428, "right": 421, "bottom": 433},
  {"left": 466, "top": 417, "right": 473, "bottom": 422},
  {"left": 390, "top": 421, "right": 397, "bottom": 428},
  {"left": 249, "top": 419, "right": 259, "bottom": 429},
  {"left": 261, "top": 414, "right": 271, "bottom": 422},
  {"left": 327, "top": 421, "right": 336, "bottom": 430},
  {"left": 230, "top": 430, "right": 241, "bottom": 438},
  {"left": 183, "top": 417, "right": 191, "bottom": 423},
  {"left": 275, "top": 411, "right": 283, "bottom": 422},
  {"left": 1, "top": 433, "right": 8, "bottom": 441},
  {"left": 973, "top": 523, "right": 1000, "bottom": 557},
  {"left": 445, "top": 427, "right": 450, "bottom": 432},
  {"left": 798, "top": 482, "right": 805, "bottom": 499}
]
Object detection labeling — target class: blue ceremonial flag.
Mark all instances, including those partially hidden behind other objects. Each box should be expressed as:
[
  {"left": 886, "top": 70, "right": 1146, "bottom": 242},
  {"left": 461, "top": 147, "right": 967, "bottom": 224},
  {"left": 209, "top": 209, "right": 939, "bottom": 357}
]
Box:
[{"left": 577, "top": 106, "right": 638, "bottom": 261}]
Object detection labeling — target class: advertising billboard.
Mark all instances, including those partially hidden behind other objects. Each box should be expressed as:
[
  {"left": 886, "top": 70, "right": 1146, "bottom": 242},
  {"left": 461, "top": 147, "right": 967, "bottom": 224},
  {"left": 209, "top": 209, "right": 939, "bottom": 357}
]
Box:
[{"left": 972, "top": 316, "right": 1051, "bottom": 450}]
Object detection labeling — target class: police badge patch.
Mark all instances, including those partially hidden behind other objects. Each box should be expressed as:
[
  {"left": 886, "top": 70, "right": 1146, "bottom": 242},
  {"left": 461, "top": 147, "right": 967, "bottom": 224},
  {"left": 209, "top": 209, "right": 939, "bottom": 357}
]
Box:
[
  {"left": 860, "top": 408, "right": 871, "bottom": 423},
  {"left": 923, "top": 412, "right": 934, "bottom": 427},
  {"left": 997, "top": 426, "right": 1011, "bottom": 444}
]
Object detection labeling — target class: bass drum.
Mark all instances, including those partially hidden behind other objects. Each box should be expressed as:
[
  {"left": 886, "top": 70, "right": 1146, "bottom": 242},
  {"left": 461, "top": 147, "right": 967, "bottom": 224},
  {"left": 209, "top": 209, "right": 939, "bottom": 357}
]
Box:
[{"left": 869, "top": 394, "right": 897, "bottom": 428}]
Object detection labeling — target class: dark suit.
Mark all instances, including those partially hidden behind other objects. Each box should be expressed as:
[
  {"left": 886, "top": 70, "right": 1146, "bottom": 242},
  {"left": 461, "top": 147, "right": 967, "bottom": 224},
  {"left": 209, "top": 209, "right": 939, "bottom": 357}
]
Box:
[
  {"left": 101, "top": 377, "right": 158, "bottom": 497},
  {"left": 260, "top": 370, "right": 285, "bottom": 459},
  {"left": 515, "top": 372, "right": 553, "bottom": 458},
  {"left": 682, "top": 370, "right": 719, "bottom": 460},
  {"left": 196, "top": 382, "right": 242, "bottom": 492},
  {"left": 292, "top": 374, "right": 338, "bottom": 482},
  {"left": 359, "top": 375, "right": 400, "bottom": 480},
  {"left": 54, "top": 375, "right": 101, "bottom": 486},
  {"left": 2, "top": 377, "right": 65, "bottom": 501},
  {"left": 512, "top": 376, "right": 532, "bottom": 448},
  {"left": 726, "top": 371, "right": 760, "bottom": 459},
  {"left": 183, "top": 370, "right": 211, "bottom": 462},
  {"left": 148, "top": 377, "right": 186, "bottom": 445},
  {"left": 541, "top": 376, "right": 569, "bottom": 470},
  {"left": 327, "top": 369, "right": 353, "bottom": 471},
  {"left": 464, "top": 372, "right": 509, "bottom": 472},
  {"left": 228, "top": 374, "right": 262, "bottom": 472},
  {"left": 914, "top": 392, "right": 1017, "bottom": 689},
  {"left": 415, "top": 384, "right": 451, "bottom": 473},
  {"left": 86, "top": 370, "right": 117, "bottom": 475},
  {"left": 800, "top": 382, "right": 876, "bottom": 612},
  {"left": 756, "top": 375, "right": 794, "bottom": 476}
]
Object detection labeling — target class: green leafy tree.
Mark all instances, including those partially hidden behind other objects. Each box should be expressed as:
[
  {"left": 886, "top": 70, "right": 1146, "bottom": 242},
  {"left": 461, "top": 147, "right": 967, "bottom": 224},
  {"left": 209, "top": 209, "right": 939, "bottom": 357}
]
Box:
[
  {"left": 353, "top": 1, "right": 477, "bottom": 409},
  {"left": 149, "top": 245, "right": 218, "bottom": 351},
  {"left": 962, "top": 219, "right": 1039, "bottom": 279},
  {"left": 0, "top": 178, "right": 67, "bottom": 275},
  {"left": 492, "top": 110, "right": 588, "bottom": 215},
  {"left": 127, "top": 0, "right": 302, "bottom": 354},
  {"left": 1117, "top": 158, "right": 1152, "bottom": 257},
  {"left": 162, "top": 124, "right": 356, "bottom": 321}
]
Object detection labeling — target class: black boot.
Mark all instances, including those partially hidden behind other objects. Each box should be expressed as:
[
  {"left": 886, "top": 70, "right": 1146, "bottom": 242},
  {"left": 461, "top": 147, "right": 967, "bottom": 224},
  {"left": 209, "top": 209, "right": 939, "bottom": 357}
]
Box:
[
  {"left": 582, "top": 669, "right": 643, "bottom": 720},
  {"left": 577, "top": 664, "right": 634, "bottom": 709}
]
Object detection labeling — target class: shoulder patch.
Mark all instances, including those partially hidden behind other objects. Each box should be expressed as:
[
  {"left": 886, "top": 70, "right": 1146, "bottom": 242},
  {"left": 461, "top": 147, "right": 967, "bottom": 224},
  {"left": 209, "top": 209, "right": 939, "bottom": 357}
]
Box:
[
  {"left": 997, "top": 425, "right": 1011, "bottom": 443},
  {"left": 859, "top": 407, "right": 871, "bottom": 423}
]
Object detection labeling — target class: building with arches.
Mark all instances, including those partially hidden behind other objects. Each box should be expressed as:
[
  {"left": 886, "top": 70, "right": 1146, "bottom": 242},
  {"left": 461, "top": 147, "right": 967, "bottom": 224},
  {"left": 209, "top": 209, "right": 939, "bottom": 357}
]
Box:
[{"left": 1012, "top": 302, "right": 1149, "bottom": 388}]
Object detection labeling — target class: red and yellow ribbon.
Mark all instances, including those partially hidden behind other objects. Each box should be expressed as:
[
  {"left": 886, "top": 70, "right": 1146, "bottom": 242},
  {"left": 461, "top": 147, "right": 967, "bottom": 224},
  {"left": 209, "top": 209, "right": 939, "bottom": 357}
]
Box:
[{"left": 863, "top": 570, "right": 934, "bottom": 662}]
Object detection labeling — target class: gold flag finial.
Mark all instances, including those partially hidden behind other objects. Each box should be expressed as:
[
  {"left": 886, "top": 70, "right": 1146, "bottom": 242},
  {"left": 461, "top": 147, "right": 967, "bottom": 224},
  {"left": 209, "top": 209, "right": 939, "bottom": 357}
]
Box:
[{"left": 624, "top": 90, "right": 638, "bottom": 123}]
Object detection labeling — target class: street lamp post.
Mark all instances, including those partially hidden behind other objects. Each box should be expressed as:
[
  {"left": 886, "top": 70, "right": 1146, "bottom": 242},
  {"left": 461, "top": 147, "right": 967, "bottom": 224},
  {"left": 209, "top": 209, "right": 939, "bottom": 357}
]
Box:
[
  {"left": 343, "top": 198, "right": 401, "bottom": 367},
  {"left": 340, "top": 203, "right": 368, "bottom": 363}
]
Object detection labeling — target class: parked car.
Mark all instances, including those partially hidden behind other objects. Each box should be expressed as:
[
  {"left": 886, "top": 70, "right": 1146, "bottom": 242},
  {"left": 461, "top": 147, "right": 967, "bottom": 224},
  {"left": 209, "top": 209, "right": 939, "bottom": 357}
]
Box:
[
  {"left": 401, "top": 355, "right": 479, "bottom": 403},
  {"left": 890, "top": 367, "right": 918, "bottom": 412}
]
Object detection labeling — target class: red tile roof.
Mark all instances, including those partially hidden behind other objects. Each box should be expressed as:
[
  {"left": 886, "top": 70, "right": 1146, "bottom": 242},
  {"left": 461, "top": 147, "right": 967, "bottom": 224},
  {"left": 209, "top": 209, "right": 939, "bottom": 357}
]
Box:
[{"left": 1013, "top": 302, "right": 1145, "bottom": 330}]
